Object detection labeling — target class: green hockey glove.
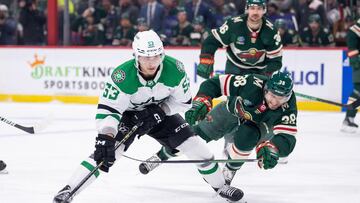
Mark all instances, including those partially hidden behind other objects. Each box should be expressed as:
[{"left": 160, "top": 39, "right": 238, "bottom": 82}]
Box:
[
  {"left": 185, "top": 96, "right": 212, "bottom": 125},
  {"left": 197, "top": 54, "right": 214, "bottom": 79},
  {"left": 256, "top": 141, "right": 279, "bottom": 170}
]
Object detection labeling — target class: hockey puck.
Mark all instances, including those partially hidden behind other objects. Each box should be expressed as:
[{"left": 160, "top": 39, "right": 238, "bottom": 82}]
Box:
[{"left": 0, "top": 160, "right": 7, "bottom": 171}]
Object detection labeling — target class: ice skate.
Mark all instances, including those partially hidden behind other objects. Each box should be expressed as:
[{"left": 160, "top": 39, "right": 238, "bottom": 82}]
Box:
[
  {"left": 53, "top": 185, "right": 73, "bottom": 203},
  {"left": 0, "top": 160, "right": 8, "bottom": 174},
  {"left": 139, "top": 154, "right": 162, "bottom": 174},
  {"left": 341, "top": 117, "right": 358, "bottom": 133},
  {"left": 215, "top": 184, "right": 244, "bottom": 202},
  {"left": 223, "top": 164, "right": 237, "bottom": 185}
]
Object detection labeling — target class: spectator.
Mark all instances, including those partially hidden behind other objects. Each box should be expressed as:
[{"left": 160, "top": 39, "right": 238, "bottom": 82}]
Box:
[
  {"left": 161, "top": 0, "right": 179, "bottom": 39},
  {"left": 112, "top": 13, "right": 136, "bottom": 46},
  {"left": 116, "top": 0, "right": 140, "bottom": 25},
  {"left": 136, "top": 17, "right": 149, "bottom": 32},
  {"left": 295, "top": 0, "right": 329, "bottom": 30},
  {"left": 169, "top": 7, "right": 193, "bottom": 46},
  {"left": 267, "top": 2, "right": 282, "bottom": 23},
  {"left": 184, "top": 0, "right": 215, "bottom": 28},
  {"left": 274, "top": 18, "right": 299, "bottom": 47},
  {"left": 189, "top": 15, "right": 210, "bottom": 46},
  {"left": 211, "top": 0, "right": 237, "bottom": 27},
  {"left": 19, "top": 0, "right": 46, "bottom": 45},
  {"left": 300, "top": 14, "right": 335, "bottom": 47},
  {"left": 99, "top": 0, "right": 118, "bottom": 45},
  {"left": 0, "top": 4, "right": 17, "bottom": 45},
  {"left": 139, "top": 0, "right": 165, "bottom": 33}
]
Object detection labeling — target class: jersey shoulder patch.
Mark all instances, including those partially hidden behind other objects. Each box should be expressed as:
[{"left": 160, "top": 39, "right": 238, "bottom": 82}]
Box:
[
  {"left": 159, "top": 55, "right": 186, "bottom": 87},
  {"left": 111, "top": 59, "right": 140, "bottom": 94}
]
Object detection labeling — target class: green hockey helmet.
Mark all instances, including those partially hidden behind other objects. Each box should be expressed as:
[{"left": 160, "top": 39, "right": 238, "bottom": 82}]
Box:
[
  {"left": 274, "top": 19, "right": 288, "bottom": 30},
  {"left": 308, "top": 14, "right": 321, "bottom": 24},
  {"left": 265, "top": 71, "right": 293, "bottom": 98},
  {"left": 246, "top": 0, "right": 266, "bottom": 13}
]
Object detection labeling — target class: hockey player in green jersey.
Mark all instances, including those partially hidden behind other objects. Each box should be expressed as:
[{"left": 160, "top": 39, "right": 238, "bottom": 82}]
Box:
[
  {"left": 197, "top": 0, "right": 283, "bottom": 78},
  {"left": 342, "top": 18, "right": 360, "bottom": 133},
  {"left": 300, "top": 14, "right": 335, "bottom": 47},
  {"left": 53, "top": 30, "right": 243, "bottom": 203},
  {"left": 139, "top": 71, "right": 297, "bottom": 187}
]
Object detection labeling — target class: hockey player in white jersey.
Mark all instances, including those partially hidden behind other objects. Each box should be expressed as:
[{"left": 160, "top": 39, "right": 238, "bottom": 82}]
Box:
[{"left": 53, "top": 30, "right": 243, "bottom": 202}]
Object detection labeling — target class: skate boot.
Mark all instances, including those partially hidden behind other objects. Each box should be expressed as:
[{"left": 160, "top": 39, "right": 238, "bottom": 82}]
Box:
[
  {"left": 53, "top": 185, "right": 73, "bottom": 203},
  {"left": 223, "top": 164, "right": 237, "bottom": 185},
  {"left": 139, "top": 154, "right": 162, "bottom": 174},
  {"left": 215, "top": 184, "right": 244, "bottom": 202},
  {"left": 341, "top": 117, "right": 358, "bottom": 133}
]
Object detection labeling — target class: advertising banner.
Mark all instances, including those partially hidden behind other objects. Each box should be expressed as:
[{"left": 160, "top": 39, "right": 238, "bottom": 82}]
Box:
[{"left": 0, "top": 47, "right": 345, "bottom": 110}]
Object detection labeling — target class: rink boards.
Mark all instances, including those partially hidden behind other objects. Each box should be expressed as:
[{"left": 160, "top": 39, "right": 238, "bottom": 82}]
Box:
[{"left": 0, "top": 47, "right": 351, "bottom": 111}]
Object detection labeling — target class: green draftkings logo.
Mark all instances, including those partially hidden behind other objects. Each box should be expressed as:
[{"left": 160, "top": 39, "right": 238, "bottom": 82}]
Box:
[{"left": 148, "top": 41, "right": 155, "bottom": 48}]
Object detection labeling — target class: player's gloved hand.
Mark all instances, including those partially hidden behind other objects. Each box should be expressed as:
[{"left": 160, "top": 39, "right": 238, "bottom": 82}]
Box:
[
  {"left": 133, "top": 104, "right": 166, "bottom": 135},
  {"left": 185, "top": 96, "right": 212, "bottom": 125},
  {"left": 256, "top": 141, "right": 279, "bottom": 170},
  {"left": 197, "top": 54, "right": 214, "bottom": 79},
  {"left": 94, "top": 134, "right": 116, "bottom": 172}
]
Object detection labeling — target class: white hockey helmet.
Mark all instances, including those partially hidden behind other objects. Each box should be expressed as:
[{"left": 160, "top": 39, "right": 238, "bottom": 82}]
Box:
[{"left": 132, "top": 30, "right": 164, "bottom": 58}]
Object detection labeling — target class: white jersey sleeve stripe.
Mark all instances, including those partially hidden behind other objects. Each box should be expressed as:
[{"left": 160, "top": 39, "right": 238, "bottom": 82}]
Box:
[{"left": 219, "top": 74, "right": 232, "bottom": 96}]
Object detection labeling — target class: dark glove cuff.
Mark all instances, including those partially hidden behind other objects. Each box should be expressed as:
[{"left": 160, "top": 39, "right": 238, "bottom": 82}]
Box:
[{"left": 97, "top": 134, "right": 115, "bottom": 143}]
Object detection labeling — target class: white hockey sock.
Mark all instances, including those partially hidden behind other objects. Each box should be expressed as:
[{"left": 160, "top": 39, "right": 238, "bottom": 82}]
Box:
[
  {"left": 67, "top": 144, "right": 126, "bottom": 196},
  {"left": 176, "top": 136, "right": 225, "bottom": 188}
]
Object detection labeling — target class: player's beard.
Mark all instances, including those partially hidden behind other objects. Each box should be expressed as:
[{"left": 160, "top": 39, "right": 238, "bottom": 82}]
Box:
[{"left": 247, "top": 15, "right": 262, "bottom": 30}]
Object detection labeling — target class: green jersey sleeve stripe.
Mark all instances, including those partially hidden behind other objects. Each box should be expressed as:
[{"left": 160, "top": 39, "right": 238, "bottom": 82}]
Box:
[{"left": 96, "top": 113, "right": 121, "bottom": 122}]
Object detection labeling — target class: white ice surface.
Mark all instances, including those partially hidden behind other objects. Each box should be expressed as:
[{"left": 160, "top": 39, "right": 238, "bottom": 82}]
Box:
[{"left": 0, "top": 102, "right": 360, "bottom": 203}]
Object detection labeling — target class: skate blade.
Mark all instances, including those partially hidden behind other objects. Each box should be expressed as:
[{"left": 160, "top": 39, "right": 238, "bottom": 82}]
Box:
[
  {"left": 0, "top": 170, "right": 9, "bottom": 174},
  {"left": 340, "top": 125, "right": 357, "bottom": 133}
]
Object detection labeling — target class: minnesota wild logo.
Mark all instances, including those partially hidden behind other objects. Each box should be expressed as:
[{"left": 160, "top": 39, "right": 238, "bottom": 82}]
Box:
[{"left": 111, "top": 70, "right": 126, "bottom": 83}]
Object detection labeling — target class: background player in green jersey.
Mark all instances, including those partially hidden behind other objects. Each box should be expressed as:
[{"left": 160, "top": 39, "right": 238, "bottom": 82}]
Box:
[
  {"left": 300, "top": 14, "right": 335, "bottom": 47},
  {"left": 342, "top": 18, "right": 360, "bottom": 133},
  {"left": 140, "top": 72, "right": 297, "bottom": 188},
  {"left": 53, "top": 30, "right": 243, "bottom": 203},
  {"left": 197, "top": 0, "right": 283, "bottom": 78}
]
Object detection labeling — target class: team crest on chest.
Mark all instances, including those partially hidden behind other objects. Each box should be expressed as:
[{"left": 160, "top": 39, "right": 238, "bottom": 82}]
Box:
[
  {"left": 112, "top": 69, "right": 126, "bottom": 83},
  {"left": 237, "top": 48, "right": 266, "bottom": 65},
  {"left": 176, "top": 60, "right": 185, "bottom": 72}
]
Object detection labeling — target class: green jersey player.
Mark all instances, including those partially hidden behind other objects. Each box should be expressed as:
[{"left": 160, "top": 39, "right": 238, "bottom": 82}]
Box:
[
  {"left": 140, "top": 72, "right": 297, "bottom": 187},
  {"left": 197, "top": 0, "right": 283, "bottom": 78},
  {"left": 342, "top": 18, "right": 360, "bottom": 133},
  {"left": 53, "top": 30, "right": 243, "bottom": 203}
]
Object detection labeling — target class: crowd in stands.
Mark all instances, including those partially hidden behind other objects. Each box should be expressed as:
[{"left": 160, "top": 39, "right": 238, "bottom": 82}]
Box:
[{"left": 0, "top": 0, "right": 359, "bottom": 47}]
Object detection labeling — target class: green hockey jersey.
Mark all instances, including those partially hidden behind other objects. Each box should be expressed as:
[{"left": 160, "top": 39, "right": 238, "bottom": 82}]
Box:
[
  {"left": 300, "top": 26, "right": 335, "bottom": 47},
  {"left": 202, "top": 14, "right": 283, "bottom": 73},
  {"left": 96, "top": 55, "right": 192, "bottom": 136},
  {"left": 197, "top": 74, "right": 297, "bottom": 156},
  {"left": 347, "top": 18, "right": 360, "bottom": 82}
]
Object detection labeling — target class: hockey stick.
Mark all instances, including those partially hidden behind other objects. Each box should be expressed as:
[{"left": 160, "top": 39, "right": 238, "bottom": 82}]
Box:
[
  {"left": 63, "top": 122, "right": 143, "bottom": 203},
  {"left": 0, "top": 114, "right": 53, "bottom": 134},
  {"left": 295, "top": 92, "right": 350, "bottom": 108},
  {"left": 0, "top": 116, "right": 35, "bottom": 134},
  {"left": 122, "top": 154, "right": 288, "bottom": 164}
]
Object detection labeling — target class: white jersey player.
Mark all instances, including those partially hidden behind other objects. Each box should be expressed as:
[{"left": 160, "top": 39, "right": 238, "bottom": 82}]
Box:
[{"left": 53, "top": 30, "right": 243, "bottom": 203}]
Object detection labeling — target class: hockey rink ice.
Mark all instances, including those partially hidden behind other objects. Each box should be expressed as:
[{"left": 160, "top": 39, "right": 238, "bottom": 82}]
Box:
[{"left": 0, "top": 102, "right": 359, "bottom": 203}]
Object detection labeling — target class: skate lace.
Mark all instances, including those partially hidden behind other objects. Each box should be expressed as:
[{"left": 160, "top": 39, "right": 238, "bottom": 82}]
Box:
[{"left": 218, "top": 185, "right": 237, "bottom": 197}]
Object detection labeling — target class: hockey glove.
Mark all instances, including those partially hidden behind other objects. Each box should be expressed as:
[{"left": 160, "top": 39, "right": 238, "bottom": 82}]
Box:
[
  {"left": 133, "top": 104, "right": 166, "bottom": 136},
  {"left": 256, "top": 141, "right": 279, "bottom": 170},
  {"left": 94, "top": 134, "right": 116, "bottom": 172},
  {"left": 197, "top": 54, "right": 214, "bottom": 79},
  {"left": 185, "top": 96, "right": 212, "bottom": 125}
]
